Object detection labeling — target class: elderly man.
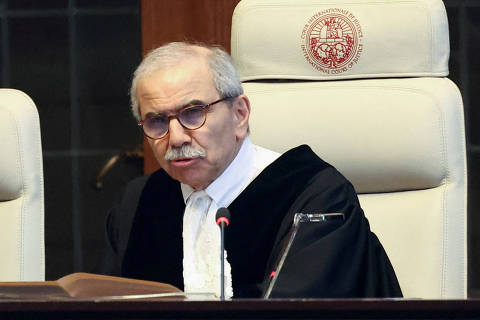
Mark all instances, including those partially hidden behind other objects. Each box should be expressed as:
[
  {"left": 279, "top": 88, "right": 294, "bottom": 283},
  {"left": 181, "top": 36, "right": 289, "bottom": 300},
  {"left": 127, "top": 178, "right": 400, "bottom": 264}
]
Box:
[{"left": 100, "top": 42, "right": 402, "bottom": 298}]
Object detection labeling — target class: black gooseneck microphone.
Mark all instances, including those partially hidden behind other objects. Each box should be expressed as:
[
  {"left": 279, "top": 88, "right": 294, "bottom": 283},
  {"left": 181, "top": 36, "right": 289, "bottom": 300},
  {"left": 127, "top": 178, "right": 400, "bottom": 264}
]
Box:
[{"left": 215, "top": 207, "right": 231, "bottom": 301}]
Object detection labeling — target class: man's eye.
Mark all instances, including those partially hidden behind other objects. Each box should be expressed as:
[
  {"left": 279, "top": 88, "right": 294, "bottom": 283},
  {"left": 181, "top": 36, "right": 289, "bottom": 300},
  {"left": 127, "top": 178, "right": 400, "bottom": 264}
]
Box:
[
  {"left": 182, "top": 107, "right": 203, "bottom": 119},
  {"left": 148, "top": 116, "right": 167, "bottom": 125}
]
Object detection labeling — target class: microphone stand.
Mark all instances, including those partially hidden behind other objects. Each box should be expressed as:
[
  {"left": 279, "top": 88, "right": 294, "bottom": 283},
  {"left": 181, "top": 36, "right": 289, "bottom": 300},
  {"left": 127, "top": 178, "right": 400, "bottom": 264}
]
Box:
[
  {"left": 216, "top": 207, "right": 230, "bottom": 301},
  {"left": 220, "top": 221, "right": 226, "bottom": 301}
]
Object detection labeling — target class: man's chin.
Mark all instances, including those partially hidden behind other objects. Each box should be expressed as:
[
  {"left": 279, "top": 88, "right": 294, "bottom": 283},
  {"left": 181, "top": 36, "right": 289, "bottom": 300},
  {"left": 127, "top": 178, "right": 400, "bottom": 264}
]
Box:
[{"left": 167, "top": 165, "right": 208, "bottom": 189}]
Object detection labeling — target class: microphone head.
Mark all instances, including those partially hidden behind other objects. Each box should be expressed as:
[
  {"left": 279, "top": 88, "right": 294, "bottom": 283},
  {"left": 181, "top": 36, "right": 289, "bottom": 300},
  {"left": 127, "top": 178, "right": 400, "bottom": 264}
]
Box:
[{"left": 215, "top": 207, "right": 231, "bottom": 226}]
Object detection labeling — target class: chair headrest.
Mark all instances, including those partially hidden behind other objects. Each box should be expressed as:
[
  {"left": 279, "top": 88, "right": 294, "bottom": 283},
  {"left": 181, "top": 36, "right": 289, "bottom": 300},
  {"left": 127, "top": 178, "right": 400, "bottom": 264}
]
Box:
[
  {"left": 231, "top": 0, "right": 449, "bottom": 81},
  {"left": 0, "top": 89, "right": 43, "bottom": 201}
]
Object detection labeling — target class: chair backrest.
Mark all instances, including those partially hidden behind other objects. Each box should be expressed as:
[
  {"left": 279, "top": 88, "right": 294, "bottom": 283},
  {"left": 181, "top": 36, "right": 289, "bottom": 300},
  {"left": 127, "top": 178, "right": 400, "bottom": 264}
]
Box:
[
  {"left": 231, "top": 0, "right": 467, "bottom": 299},
  {"left": 0, "top": 88, "right": 45, "bottom": 281}
]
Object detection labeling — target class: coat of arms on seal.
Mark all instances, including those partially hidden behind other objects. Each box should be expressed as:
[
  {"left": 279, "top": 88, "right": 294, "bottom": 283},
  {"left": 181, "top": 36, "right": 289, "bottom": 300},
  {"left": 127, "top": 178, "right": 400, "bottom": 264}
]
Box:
[{"left": 301, "top": 9, "right": 363, "bottom": 74}]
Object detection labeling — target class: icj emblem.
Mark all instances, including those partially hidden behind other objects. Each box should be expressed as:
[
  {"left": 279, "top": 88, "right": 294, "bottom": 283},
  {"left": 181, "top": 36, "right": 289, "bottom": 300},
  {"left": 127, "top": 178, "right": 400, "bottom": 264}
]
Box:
[{"left": 301, "top": 9, "right": 363, "bottom": 74}]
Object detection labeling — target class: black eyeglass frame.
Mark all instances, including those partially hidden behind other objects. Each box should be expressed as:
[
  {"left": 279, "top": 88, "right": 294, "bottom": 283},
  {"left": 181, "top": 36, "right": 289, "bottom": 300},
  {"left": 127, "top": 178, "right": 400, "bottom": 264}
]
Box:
[{"left": 138, "top": 97, "right": 232, "bottom": 140}]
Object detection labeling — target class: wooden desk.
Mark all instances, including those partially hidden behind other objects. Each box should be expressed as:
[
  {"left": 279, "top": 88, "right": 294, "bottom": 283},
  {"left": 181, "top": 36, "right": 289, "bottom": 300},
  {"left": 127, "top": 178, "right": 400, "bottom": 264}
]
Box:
[
  {"left": 1, "top": 274, "right": 478, "bottom": 319},
  {"left": 1, "top": 299, "right": 480, "bottom": 319}
]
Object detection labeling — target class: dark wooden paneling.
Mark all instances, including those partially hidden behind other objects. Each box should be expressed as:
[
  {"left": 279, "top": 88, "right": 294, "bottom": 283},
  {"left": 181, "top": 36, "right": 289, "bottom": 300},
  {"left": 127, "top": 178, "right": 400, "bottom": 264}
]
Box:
[{"left": 141, "top": 0, "right": 241, "bottom": 173}]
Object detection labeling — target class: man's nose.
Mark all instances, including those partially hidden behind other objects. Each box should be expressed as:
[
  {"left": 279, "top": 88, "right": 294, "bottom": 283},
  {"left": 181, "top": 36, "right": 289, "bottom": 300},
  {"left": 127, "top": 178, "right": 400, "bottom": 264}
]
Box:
[{"left": 168, "top": 118, "right": 191, "bottom": 147}]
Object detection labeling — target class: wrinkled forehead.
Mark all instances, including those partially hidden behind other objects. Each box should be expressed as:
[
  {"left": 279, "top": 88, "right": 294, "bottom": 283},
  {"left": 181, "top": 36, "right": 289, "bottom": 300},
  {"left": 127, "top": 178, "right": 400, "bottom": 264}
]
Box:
[
  {"left": 137, "top": 59, "right": 218, "bottom": 113},
  {"left": 154, "top": 58, "right": 215, "bottom": 92}
]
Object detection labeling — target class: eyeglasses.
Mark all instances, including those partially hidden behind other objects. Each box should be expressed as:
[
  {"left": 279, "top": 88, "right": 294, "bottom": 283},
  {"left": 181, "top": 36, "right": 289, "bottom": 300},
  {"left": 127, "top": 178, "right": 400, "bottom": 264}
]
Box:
[{"left": 138, "top": 97, "right": 230, "bottom": 140}]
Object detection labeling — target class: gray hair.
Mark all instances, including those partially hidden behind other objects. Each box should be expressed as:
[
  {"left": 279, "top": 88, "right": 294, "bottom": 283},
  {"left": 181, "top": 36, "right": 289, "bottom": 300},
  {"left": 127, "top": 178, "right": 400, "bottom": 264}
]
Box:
[{"left": 130, "top": 42, "right": 244, "bottom": 121}]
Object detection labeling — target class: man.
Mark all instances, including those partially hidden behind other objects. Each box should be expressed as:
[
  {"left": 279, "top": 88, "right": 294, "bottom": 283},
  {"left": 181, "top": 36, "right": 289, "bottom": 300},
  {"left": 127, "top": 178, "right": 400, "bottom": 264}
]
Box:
[{"left": 100, "top": 42, "right": 402, "bottom": 298}]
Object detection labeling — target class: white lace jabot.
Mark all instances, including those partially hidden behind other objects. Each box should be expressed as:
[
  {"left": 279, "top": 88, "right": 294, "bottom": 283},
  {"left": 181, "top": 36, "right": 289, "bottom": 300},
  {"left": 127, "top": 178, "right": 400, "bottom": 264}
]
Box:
[{"left": 181, "top": 137, "right": 280, "bottom": 298}]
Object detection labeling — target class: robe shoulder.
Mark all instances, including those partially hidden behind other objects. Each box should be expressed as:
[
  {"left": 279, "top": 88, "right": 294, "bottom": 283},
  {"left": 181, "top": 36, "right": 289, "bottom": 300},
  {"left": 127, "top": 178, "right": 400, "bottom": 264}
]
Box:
[{"left": 226, "top": 145, "right": 402, "bottom": 298}]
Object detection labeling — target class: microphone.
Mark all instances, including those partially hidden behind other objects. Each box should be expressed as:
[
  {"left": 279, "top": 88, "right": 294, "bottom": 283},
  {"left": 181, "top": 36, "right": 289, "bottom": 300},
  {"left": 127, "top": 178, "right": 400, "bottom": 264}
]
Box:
[
  {"left": 216, "top": 207, "right": 230, "bottom": 227},
  {"left": 215, "top": 207, "right": 231, "bottom": 300}
]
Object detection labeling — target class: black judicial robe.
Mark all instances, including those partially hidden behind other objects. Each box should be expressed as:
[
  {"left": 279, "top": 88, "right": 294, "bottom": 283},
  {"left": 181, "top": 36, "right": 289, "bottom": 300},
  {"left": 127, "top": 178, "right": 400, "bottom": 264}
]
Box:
[{"left": 100, "top": 145, "right": 402, "bottom": 298}]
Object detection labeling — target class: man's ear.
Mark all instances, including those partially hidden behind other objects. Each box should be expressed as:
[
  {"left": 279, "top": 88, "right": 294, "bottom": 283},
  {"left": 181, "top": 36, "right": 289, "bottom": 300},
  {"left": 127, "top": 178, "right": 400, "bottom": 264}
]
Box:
[{"left": 232, "top": 94, "right": 250, "bottom": 140}]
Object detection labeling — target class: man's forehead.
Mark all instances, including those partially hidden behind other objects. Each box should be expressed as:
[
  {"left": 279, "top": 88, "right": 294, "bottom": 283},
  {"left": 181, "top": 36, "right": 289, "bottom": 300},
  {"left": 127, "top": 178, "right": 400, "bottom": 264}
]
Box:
[
  {"left": 137, "top": 50, "right": 218, "bottom": 113},
  {"left": 143, "top": 98, "right": 207, "bottom": 118},
  {"left": 152, "top": 55, "right": 212, "bottom": 82},
  {"left": 141, "top": 58, "right": 210, "bottom": 87},
  {"left": 138, "top": 72, "right": 217, "bottom": 112}
]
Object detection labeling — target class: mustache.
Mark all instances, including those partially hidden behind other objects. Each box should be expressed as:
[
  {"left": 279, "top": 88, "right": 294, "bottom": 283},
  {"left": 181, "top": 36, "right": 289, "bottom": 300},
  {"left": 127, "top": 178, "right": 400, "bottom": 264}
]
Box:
[{"left": 164, "top": 144, "right": 206, "bottom": 161}]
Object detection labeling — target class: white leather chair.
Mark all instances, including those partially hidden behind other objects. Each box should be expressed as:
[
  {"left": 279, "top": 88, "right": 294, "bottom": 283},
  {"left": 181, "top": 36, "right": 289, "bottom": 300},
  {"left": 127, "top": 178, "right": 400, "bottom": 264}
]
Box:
[
  {"left": 0, "top": 88, "right": 45, "bottom": 281},
  {"left": 232, "top": 0, "right": 467, "bottom": 298}
]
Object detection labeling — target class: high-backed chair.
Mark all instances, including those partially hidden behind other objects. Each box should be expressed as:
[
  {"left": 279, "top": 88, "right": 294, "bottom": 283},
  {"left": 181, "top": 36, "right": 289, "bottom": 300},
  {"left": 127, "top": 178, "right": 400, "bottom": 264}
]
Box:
[
  {"left": 231, "top": 0, "right": 467, "bottom": 299},
  {"left": 0, "top": 89, "right": 45, "bottom": 281}
]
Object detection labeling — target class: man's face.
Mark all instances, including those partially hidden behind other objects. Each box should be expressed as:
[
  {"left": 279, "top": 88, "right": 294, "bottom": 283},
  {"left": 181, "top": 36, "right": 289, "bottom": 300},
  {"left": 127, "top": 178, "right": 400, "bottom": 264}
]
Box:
[{"left": 136, "top": 54, "right": 249, "bottom": 190}]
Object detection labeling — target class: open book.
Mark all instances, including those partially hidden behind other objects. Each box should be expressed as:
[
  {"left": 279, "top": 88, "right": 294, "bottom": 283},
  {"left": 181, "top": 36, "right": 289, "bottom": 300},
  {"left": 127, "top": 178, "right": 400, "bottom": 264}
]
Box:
[{"left": 0, "top": 273, "right": 184, "bottom": 301}]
